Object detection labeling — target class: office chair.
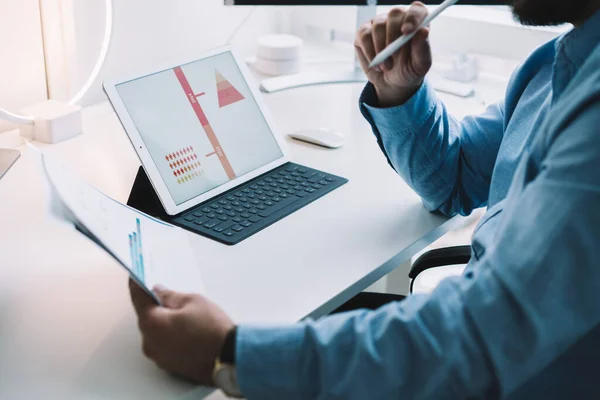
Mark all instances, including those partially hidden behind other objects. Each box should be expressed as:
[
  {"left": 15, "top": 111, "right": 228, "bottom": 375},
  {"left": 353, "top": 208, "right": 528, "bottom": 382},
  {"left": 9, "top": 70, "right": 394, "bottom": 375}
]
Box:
[{"left": 409, "top": 245, "right": 472, "bottom": 294}]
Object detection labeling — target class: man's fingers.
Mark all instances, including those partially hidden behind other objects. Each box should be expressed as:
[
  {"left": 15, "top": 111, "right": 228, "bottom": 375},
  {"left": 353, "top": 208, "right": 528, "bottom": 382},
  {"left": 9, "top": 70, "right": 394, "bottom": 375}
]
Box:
[
  {"left": 402, "top": 2, "right": 429, "bottom": 35},
  {"left": 356, "top": 22, "right": 376, "bottom": 62},
  {"left": 130, "top": 278, "right": 156, "bottom": 316},
  {"left": 371, "top": 15, "right": 388, "bottom": 55},
  {"left": 387, "top": 7, "right": 406, "bottom": 44},
  {"left": 410, "top": 27, "right": 432, "bottom": 74},
  {"left": 355, "top": 45, "right": 370, "bottom": 72}
]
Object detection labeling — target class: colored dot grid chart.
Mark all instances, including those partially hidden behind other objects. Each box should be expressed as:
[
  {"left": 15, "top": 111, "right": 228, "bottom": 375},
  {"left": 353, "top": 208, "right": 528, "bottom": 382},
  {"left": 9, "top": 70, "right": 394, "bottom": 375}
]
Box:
[{"left": 164, "top": 146, "right": 204, "bottom": 185}]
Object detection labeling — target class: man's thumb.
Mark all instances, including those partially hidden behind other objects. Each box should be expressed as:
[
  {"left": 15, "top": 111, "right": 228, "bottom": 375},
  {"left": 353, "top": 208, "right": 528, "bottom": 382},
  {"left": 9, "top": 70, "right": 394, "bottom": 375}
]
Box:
[{"left": 153, "top": 285, "right": 185, "bottom": 309}]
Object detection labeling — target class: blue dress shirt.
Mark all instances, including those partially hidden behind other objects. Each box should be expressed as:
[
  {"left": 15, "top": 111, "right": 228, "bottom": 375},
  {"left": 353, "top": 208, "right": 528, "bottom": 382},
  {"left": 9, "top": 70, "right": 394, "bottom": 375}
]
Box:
[{"left": 235, "top": 12, "right": 600, "bottom": 399}]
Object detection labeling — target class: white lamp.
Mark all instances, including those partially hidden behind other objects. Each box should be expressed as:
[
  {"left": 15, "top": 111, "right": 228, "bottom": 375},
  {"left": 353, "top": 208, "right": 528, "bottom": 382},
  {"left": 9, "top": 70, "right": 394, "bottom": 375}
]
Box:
[{"left": 0, "top": 0, "right": 113, "bottom": 142}]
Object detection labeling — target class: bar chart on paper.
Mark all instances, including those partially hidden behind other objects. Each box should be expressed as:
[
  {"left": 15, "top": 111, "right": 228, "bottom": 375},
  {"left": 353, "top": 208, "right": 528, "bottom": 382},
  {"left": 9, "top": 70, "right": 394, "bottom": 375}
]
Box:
[{"left": 129, "top": 218, "right": 145, "bottom": 283}]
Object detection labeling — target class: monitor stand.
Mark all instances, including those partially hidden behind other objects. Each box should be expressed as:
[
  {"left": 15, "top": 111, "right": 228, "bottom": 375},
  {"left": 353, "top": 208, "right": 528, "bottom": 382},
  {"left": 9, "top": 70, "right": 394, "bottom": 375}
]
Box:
[
  {"left": 0, "top": 149, "right": 20, "bottom": 181},
  {"left": 260, "top": 4, "right": 376, "bottom": 93}
]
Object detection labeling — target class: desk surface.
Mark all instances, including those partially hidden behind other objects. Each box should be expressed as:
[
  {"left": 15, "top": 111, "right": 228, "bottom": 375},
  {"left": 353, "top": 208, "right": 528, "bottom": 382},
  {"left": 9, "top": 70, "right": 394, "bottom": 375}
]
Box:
[{"left": 0, "top": 81, "right": 492, "bottom": 399}]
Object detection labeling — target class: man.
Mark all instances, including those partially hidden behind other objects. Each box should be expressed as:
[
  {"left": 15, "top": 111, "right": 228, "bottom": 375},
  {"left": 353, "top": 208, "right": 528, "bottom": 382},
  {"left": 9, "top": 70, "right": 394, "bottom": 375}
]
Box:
[{"left": 130, "top": 0, "right": 600, "bottom": 398}]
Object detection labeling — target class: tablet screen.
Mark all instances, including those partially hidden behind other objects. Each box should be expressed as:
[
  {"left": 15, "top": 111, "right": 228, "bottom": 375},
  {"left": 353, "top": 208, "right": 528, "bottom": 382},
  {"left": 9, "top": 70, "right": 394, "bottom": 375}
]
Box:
[{"left": 116, "top": 51, "right": 283, "bottom": 206}]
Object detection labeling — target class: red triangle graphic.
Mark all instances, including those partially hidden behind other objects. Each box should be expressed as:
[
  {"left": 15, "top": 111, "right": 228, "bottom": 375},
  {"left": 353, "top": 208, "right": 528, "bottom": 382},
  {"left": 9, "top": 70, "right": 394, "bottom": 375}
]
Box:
[{"left": 216, "top": 70, "right": 245, "bottom": 108}]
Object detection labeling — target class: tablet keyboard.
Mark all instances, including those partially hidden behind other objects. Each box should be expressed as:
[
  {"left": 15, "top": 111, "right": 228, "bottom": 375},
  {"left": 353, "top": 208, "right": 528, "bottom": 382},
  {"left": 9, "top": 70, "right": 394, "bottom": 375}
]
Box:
[{"left": 173, "top": 162, "right": 348, "bottom": 245}]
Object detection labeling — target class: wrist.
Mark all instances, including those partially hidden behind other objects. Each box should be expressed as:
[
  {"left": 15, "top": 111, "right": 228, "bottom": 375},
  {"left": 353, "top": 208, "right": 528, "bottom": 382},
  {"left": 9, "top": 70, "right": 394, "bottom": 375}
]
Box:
[{"left": 374, "top": 81, "right": 423, "bottom": 108}]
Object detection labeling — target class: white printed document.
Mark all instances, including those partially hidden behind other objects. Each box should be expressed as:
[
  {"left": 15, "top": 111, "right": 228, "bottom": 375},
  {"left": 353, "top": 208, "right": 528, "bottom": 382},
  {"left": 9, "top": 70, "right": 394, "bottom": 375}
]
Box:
[{"left": 35, "top": 148, "right": 205, "bottom": 304}]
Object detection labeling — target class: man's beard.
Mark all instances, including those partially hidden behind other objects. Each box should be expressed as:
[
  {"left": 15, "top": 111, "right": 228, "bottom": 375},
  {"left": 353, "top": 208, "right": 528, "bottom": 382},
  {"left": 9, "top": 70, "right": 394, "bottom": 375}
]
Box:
[{"left": 508, "top": 0, "right": 592, "bottom": 26}]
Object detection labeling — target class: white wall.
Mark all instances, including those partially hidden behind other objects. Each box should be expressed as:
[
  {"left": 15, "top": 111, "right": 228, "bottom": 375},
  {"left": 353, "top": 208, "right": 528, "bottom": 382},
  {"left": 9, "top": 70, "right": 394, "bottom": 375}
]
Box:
[
  {"left": 49, "top": 0, "right": 281, "bottom": 106},
  {"left": 0, "top": 0, "right": 48, "bottom": 132}
]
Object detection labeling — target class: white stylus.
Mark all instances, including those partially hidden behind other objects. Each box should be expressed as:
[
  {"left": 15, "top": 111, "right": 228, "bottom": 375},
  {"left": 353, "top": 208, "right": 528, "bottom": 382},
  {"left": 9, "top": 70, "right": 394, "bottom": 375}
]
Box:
[{"left": 369, "top": 0, "right": 460, "bottom": 69}]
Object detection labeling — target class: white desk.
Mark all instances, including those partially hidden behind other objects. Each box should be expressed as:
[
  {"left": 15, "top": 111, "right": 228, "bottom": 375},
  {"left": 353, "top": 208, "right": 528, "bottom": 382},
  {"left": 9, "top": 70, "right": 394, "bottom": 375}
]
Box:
[{"left": 0, "top": 82, "right": 493, "bottom": 399}]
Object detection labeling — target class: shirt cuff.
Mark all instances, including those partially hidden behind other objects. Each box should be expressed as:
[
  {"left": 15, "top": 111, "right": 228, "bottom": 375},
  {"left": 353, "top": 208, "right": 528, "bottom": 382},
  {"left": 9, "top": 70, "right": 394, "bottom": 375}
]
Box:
[
  {"left": 236, "top": 324, "right": 307, "bottom": 399},
  {"left": 361, "top": 80, "right": 438, "bottom": 137}
]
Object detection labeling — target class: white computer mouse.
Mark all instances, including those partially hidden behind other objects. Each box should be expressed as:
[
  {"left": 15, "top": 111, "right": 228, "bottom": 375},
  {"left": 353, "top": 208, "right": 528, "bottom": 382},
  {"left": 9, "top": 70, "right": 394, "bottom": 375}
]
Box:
[{"left": 288, "top": 128, "right": 345, "bottom": 149}]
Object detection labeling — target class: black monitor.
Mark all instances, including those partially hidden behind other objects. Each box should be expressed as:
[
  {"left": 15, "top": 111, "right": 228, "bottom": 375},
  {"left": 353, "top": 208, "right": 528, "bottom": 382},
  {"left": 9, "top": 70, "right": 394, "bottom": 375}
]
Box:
[{"left": 228, "top": 1, "right": 506, "bottom": 5}]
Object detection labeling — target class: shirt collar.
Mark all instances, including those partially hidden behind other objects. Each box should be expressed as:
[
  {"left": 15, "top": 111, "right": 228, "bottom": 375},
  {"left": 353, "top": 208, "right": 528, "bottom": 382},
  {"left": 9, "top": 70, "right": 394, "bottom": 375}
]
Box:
[{"left": 553, "top": 9, "right": 600, "bottom": 100}]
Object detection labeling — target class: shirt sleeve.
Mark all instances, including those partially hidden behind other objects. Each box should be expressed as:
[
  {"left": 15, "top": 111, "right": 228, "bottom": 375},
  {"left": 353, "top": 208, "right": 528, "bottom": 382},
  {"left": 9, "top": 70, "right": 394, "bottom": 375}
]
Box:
[
  {"left": 235, "top": 97, "right": 600, "bottom": 399},
  {"left": 359, "top": 81, "right": 505, "bottom": 217}
]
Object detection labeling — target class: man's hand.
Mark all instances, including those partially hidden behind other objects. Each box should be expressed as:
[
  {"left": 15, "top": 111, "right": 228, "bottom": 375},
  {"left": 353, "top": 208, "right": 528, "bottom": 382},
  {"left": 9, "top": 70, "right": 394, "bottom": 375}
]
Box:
[
  {"left": 355, "top": 2, "right": 432, "bottom": 108},
  {"left": 129, "top": 279, "right": 234, "bottom": 386}
]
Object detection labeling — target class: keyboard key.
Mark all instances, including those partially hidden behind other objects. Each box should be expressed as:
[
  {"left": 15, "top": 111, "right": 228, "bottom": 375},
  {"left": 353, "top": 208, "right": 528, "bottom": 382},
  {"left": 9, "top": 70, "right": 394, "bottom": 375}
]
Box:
[
  {"left": 292, "top": 185, "right": 302, "bottom": 191},
  {"left": 251, "top": 199, "right": 260, "bottom": 205},
  {"left": 266, "top": 191, "right": 275, "bottom": 197},
  {"left": 224, "top": 231, "right": 235, "bottom": 237},
  {"left": 258, "top": 195, "right": 268, "bottom": 201},
  {"left": 233, "top": 217, "right": 243, "bottom": 223},
  {"left": 218, "top": 200, "right": 228, "bottom": 205},
  {"left": 194, "top": 216, "right": 210, "bottom": 225},
  {"left": 218, "top": 215, "right": 229, "bottom": 221},
  {"left": 284, "top": 175, "right": 294, "bottom": 181},
  {"left": 264, "top": 201, "right": 274, "bottom": 206},
  {"left": 257, "top": 204, "right": 266, "bottom": 210},
  {"left": 235, "top": 207, "right": 245, "bottom": 213},
  {"left": 280, "top": 193, "right": 289, "bottom": 198},
  {"left": 269, "top": 182, "right": 278, "bottom": 188},
  {"left": 312, "top": 184, "right": 322, "bottom": 189},
  {"left": 247, "top": 193, "right": 256, "bottom": 199},
  {"left": 255, "top": 190, "right": 264, "bottom": 195},
  {"left": 203, "top": 220, "right": 220, "bottom": 229},
  {"left": 226, "top": 196, "right": 236, "bottom": 201},
  {"left": 241, "top": 213, "right": 251, "bottom": 218},
  {"left": 286, "top": 189, "right": 296, "bottom": 194},
  {"left": 223, "top": 205, "right": 233, "bottom": 210},
  {"left": 213, "top": 227, "right": 225, "bottom": 233},
  {"left": 295, "top": 191, "right": 308, "bottom": 198},
  {"left": 273, "top": 188, "right": 282, "bottom": 193},
  {"left": 277, "top": 179, "right": 285, "bottom": 184},
  {"left": 257, "top": 181, "right": 266, "bottom": 186},
  {"left": 301, "top": 182, "right": 310, "bottom": 187},
  {"left": 272, "top": 197, "right": 281, "bottom": 202},
  {"left": 202, "top": 207, "right": 212, "bottom": 213},
  {"left": 241, "top": 221, "right": 252, "bottom": 227},
  {"left": 306, "top": 188, "right": 316, "bottom": 193},
  {"left": 210, "top": 203, "right": 220, "bottom": 209},
  {"left": 248, "top": 209, "right": 258, "bottom": 214},
  {"left": 319, "top": 180, "right": 328, "bottom": 186},
  {"left": 243, "top": 203, "right": 252, "bottom": 209},
  {"left": 227, "top": 211, "right": 237, "bottom": 217},
  {"left": 234, "top": 192, "right": 244, "bottom": 197},
  {"left": 285, "top": 165, "right": 298, "bottom": 172},
  {"left": 184, "top": 215, "right": 195, "bottom": 222},
  {"left": 325, "top": 177, "right": 335, "bottom": 182},
  {"left": 294, "top": 177, "right": 304, "bottom": 182},
  {"left": 258, "top": 196, "right": 300, "bottom": 217},
  {"left": 281, "top": 184, "right": 290, "bottom": 189},
  {"left": 309, "top": 174, "right": 326, "bottom": 183},
  {"left": 232, "top": 225, "right": 244, "bottom": 232},
  {"left": 192, "top": 211, "right": 203, "bottom": 217},
  {"left": 298, "top": 168, "right": 307, "bottom": 173},
  {"left": 249, "top": 215, "right": 262, "bottom": 223},
  {"left": 291, "top": 172, "right": 300, "bottom": 177},
  {"left": 239, "top": 197, "right": 248, "bottom": 203},
  {"left": 207, "top": 213, "right": 217, "bottom": 219},
  {"left": 215, "top": 209, "right": 225, "bottom": 214},
  {"left": 242, "top": 188, "right": 251, "bottom": 193},
  {"left": 265, "top": 178, "right": 274, "bottom": 183}
]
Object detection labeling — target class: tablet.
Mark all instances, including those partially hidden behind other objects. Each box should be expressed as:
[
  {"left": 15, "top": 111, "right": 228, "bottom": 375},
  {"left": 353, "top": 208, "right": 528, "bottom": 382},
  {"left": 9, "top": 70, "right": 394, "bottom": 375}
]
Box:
[{"left": 104, "top": 46, "right": 289, "bottom": 216}]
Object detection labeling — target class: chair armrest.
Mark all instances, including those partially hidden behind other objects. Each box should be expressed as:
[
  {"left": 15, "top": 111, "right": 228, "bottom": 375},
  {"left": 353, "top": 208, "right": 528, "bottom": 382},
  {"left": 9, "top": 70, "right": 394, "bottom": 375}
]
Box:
[{"left": 408, "top": 246, "right": 472, "bottom": 279}]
